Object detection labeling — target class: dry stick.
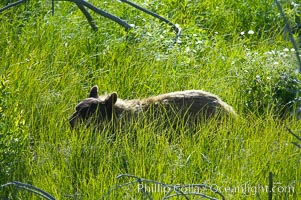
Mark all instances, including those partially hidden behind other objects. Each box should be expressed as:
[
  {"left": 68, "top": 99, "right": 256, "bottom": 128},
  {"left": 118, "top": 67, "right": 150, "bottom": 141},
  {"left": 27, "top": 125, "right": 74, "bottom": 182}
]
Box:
[
  {"left": 1, "top": 0, "right": 180, "bottom": 42},
  {"left": 1, "top": 181, "right": 56, "bottom": 200},
  {"left": 285, "top": 126, "right": 301, "bottom": 148},
  {"left": 0, "top": 0, "right": 129, "bottom": 30},
  {"left": 0, "top": 0, "right": 28, "bottom": 13},
  {"left": 275, "top": 0, "right": 301, "bottom": 72},
  {"left": 120, "top": 0, "right": 179, "bottom": 31},
  {"left": 268, "top": 172, "right": 273, "bottom": 200},
  {"left": 285, "top": 126, "right": 301, "bottom": 142},
  {"left": 120, "top": 0, "right": 181, "bottom": 43},
  {"left": 292, "top": 141, "right": 301, "bottom": 148},
  {"left": 76, "top": 3, "right": 98, "bottom": 31},
  {"left": 52, "top": 0, "right": 54, "bottom": 15},
  {"left": 61, "top": 0, "right": 132, "bottom": 30},
  {"left": 275, "top": 0, "right": 301, "bottom": 120}
]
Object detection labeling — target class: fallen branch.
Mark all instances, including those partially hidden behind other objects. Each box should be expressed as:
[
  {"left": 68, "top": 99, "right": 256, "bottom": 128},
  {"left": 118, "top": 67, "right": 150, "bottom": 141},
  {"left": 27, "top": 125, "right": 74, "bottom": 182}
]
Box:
[
  {"left": 275, "top": 0, "right": 301, "bottom": 72},
  {"left": 62, "top": 0, "right": 132, "bottom": 30},
  {"left": 75, "top": 2, "right": 98, "bottom": 31},
  {"left": 120, "top": 0, "right": 181, "bottom": 42},
  {"left": 285, "top": 126, "right": 301, "bottom": 148},
  {"left": 0, "top": 181, "right": 56, "bottom": 200},
  {"left": 0, "top": 0, "right": 28, "bottom": 13},
  {"left": 268, "top": 172, "right": 273, "bottom": 200},
  {"left": 1, "top": 0, "right": 181, "bottom": 42}
]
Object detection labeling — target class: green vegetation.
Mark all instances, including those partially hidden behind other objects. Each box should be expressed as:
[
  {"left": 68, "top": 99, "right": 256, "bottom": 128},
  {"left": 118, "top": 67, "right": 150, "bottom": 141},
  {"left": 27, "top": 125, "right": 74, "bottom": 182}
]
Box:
[{"left": 0, "top": 0, "right": 300, "bottom": 199}]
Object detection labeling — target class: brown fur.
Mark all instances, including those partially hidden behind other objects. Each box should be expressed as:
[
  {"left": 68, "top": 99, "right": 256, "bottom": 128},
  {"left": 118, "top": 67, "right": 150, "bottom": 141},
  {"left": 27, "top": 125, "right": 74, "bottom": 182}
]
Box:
[{"left": 69, "top": 86, "right": 237, "bottom": 128}]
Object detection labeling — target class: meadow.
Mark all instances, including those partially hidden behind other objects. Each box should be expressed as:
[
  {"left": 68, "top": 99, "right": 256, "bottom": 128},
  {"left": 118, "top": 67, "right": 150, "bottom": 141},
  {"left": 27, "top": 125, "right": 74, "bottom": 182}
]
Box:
[{"left": 0, "top": 0, "right": 301, "bottom": 199}]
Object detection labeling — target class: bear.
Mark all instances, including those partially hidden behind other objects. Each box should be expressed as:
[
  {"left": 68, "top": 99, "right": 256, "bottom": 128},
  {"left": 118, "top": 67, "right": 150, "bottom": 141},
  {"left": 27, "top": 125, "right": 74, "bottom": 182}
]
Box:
[{"left": 69, "top": 86, "right": 237, "bottom": 129}]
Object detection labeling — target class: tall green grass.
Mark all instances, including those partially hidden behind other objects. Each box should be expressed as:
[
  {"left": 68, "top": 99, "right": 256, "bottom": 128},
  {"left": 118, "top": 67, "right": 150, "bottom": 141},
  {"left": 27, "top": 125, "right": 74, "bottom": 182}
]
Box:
[{"left": 0, "top": 0, "right": 300, "bottom": 199}]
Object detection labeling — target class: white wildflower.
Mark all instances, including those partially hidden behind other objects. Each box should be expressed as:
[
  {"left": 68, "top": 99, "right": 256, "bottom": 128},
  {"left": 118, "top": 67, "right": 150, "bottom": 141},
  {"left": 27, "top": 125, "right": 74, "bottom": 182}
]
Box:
[{"left": 248, "top": 30, "right": 254, "bottom": 35}]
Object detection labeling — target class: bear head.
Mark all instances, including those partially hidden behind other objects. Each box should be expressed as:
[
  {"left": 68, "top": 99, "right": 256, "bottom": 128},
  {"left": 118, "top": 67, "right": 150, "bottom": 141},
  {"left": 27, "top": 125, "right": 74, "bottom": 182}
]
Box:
[{"left": 69, "top": 86, "right": 118, "bottom": 129}]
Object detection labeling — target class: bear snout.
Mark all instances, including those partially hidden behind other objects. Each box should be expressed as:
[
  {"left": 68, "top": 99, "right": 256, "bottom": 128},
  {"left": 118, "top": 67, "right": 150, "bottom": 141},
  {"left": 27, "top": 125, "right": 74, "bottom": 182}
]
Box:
[{"left": 69, "top": 112, "right": 80, "bottom": 129}]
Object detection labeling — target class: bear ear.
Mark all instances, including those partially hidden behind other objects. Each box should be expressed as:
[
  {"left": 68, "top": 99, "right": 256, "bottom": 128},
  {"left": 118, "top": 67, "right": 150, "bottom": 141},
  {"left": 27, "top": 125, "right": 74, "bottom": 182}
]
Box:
[
  {"left": 89, "top": 86, "right": 99, "bottom": 98},
  {"left": 105, "top": 92, "right": 118, "bottom": 107}
]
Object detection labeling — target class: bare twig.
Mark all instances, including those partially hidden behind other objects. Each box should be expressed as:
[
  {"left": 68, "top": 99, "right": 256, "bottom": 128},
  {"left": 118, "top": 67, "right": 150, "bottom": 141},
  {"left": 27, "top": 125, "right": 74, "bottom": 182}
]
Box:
[
  {"left": 75, "top": 2, "right": 98, "bottom": 31},
  {"left": 52, "top": 0, "right": 54, "bottom": 15},
  {"left": 291, "top": 141, "right": 301, "bottom": 148},
  {"left": 1, "top": 0, "right": 181, "bottom": 43},
  {"left": 268, "top": 172, "right": 273, "bottom": 200},
  {"left": 275, "top": 0, "right": 301, "bottom": 72},
  {"left": 285, "top": 126, "right": 301, "bottom": 142},
  {"left": 61, "top": 0, "right": 132, "bottom": 30},
  {"left": 0, "top": 0, "right": 28, "bottom": 13},
  {"left": 120, "top": 0, "right": 181, "bottom": 43},
  {"left": 0, "top": 181, "right": 56, "bottom": 200},
  {"left": 285, "top": 126, "right": 301, "bottom": 148}
]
